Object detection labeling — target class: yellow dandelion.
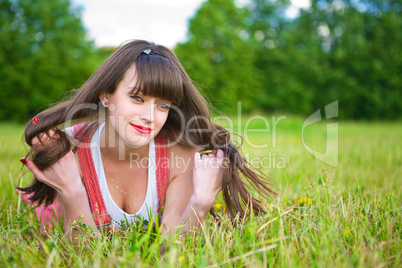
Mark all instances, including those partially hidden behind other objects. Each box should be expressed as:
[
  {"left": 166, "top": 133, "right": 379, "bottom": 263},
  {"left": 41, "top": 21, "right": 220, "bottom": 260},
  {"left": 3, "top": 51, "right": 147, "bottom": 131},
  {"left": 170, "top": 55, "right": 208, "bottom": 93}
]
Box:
[
  {"left": 373, "top": 199, "right": 377, "bottom": 202},
  {"left": 343, "top": 228, "right": 351, "bottom": 237},
  {"left": 307, "top": 197, "right": 313, "bottom": 206},
  {"left": 391, "top": 193, "right": 394, "bottom": 197},
  {"left": 299, "top": 197, "right": 306, "bottom": 205},
  {"left": 179, "top": 256, "right": 185, "bottom": 263},
  {"left": 294, "top": 200, "right": 298, "bottom": 205},
  {"left": 214, "top": 203, "right": 223, "bottom": 210}
]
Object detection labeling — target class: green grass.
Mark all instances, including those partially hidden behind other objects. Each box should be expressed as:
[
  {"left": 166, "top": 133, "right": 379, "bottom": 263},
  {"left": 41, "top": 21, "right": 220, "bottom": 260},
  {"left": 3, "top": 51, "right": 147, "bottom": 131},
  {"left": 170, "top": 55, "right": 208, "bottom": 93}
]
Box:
[{"left": 0, "top": 116, "right": 401, "bottom": 267}]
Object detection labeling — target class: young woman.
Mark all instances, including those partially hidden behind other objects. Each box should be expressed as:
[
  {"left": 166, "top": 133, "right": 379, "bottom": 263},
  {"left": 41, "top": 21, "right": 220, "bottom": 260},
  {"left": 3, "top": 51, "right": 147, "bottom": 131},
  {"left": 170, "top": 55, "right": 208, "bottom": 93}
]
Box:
[{"left": 18, "top": 40, "right": 275, "bottom": 238}]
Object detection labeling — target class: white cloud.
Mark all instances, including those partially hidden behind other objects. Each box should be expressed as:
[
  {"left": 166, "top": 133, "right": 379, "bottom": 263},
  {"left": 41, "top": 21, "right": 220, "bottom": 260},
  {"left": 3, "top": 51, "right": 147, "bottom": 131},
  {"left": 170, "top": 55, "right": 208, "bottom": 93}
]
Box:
[
  {"left": 72, "top": 0, "right": 311, "bottom": 48},
  {"left": 291, "top": 0, "right": 310, "bottom": 9},
  {"left": 72, "top": 0, "right": 207, "bottom": 48},
  {"left": 285, "top": 0, "right": 311, "bottom": 18}
]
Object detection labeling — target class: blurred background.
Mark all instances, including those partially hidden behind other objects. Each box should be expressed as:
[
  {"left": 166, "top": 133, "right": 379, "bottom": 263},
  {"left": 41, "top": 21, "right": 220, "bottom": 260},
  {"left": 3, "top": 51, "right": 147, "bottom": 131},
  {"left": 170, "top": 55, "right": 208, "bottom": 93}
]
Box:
[{"left": 0, "top": 0, "right": 401, "bottom": 122}]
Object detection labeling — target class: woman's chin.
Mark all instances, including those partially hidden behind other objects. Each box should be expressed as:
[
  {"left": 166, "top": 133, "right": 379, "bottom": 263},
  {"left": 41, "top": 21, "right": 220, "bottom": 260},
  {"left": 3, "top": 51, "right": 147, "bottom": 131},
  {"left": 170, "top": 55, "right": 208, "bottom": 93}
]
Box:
[
  {"left": 124, "top": 135, "right": 153, "bottom": 148},
  {"left": 116, "top": 126, "right": 155, "bottom": 148}
]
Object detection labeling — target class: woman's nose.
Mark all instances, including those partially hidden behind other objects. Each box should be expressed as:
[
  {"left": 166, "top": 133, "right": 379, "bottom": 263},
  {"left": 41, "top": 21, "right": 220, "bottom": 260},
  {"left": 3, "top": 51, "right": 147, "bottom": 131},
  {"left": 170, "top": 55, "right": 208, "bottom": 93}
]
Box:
[{"left": 139, "top": 103, "right": 154, "bottom": 123}]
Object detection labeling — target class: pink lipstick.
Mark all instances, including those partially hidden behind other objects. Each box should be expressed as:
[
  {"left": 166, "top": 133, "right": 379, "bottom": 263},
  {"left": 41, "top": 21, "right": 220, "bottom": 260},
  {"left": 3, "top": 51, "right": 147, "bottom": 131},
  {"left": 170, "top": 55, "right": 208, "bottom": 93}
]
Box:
[{"left": 131, "top": 124, "right": 152, "bottom": 134}]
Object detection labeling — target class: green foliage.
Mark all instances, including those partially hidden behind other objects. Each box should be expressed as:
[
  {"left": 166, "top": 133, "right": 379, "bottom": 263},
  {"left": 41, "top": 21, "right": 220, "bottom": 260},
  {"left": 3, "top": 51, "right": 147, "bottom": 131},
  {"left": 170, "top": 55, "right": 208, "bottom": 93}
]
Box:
[
  {"left": 285, "top": 0, "right": 402, "bottom": 119},
  {"left": 0, "top": 0, "right": 107, "bottom": 121},
  {"left": 1, "top": 0, "right": 401, "bottom": 121},
  {"left": 176, "top": 0, "right": 402, "bottom": 119},
  {"left": 175, "top": 0, "right": 260, "bottom": 113}
]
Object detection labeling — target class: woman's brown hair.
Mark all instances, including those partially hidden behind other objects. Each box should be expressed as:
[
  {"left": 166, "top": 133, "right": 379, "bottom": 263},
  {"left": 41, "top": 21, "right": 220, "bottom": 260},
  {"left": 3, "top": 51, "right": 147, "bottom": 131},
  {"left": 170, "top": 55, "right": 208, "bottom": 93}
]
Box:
[{"left": 18, "top": 40, "right": 276, "bottom": 220}]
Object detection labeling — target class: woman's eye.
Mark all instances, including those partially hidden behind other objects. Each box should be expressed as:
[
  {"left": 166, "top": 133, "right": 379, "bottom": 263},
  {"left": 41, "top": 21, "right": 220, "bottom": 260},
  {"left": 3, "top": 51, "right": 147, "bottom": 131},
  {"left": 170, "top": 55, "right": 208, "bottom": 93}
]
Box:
[
  {"left": 157, "top": 103, "right": 170, "bottom": 110},
  {"left": 131, "top": 95, "right": 143, "bottom": 102}
]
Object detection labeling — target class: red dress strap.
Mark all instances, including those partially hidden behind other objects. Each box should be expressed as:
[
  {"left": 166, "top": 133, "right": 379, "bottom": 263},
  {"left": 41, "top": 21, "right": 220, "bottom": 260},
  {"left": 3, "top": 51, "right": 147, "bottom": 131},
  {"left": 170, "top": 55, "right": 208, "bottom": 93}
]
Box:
[
  {"left": 73, "top": 124, "right": 111, "bottom": 229},
  {"left": 154, "top": 134, "right": 170, "bottom": 213}
]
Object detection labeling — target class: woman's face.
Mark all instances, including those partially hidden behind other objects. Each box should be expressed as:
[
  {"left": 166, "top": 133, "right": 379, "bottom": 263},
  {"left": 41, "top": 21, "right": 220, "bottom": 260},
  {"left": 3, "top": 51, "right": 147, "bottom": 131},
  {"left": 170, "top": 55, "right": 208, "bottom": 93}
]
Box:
[{"left": 102, "top": 64, "right": 172, "bottom": 148}]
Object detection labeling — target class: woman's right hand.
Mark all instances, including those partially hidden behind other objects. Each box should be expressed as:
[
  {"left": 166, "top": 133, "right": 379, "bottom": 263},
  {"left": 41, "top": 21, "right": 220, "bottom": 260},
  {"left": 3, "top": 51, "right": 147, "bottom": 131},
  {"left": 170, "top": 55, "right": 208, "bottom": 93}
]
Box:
[{"left": 21, "top": 131, "right": 83, "bottom": 196}]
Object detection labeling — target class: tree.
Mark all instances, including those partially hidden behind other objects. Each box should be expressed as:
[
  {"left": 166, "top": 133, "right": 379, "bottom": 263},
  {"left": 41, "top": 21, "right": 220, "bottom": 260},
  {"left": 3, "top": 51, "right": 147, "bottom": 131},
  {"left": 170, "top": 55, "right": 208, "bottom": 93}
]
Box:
[
  {"left": 247, "top": 0, "right": 317, "bottom": 115},
  {"left": 175, "top": 0, "right": 260, "bottom": 113},
  {"left": 0, "top": 0, "right": 98, "bottom": 121},
  {"left": 247, "top": 0, "right": 402, "bottom": 119},
  {"left": 300, "top": 0, "right": 402, "bottom": 119}
]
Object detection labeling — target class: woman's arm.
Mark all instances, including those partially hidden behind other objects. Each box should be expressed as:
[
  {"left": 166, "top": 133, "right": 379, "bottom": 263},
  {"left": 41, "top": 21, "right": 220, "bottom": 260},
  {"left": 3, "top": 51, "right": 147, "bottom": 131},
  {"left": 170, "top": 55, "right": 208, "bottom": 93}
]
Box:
[
  {"left": 23, "top": 152, "right": 99, "bottom": 240},
  {"left": 160, "top": 149, "right": 224, "bottom": 235},
  {"left": 22, "top": 131, "right": 99, "bottom": 241}
]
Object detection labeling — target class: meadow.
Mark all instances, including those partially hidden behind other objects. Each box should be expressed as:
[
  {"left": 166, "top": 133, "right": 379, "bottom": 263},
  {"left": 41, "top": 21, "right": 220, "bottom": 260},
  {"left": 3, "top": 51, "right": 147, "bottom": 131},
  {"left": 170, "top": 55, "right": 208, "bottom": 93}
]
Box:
[{"left": 0, "top": 116, "right": 401, "bottom": 267}]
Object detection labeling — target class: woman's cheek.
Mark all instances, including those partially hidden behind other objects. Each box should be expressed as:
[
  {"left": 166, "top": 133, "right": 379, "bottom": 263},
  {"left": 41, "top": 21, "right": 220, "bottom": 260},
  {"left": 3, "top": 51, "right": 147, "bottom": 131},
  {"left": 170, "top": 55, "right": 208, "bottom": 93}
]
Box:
[{"left": 157, "top": 113, "right": 169, "bottom": 131}]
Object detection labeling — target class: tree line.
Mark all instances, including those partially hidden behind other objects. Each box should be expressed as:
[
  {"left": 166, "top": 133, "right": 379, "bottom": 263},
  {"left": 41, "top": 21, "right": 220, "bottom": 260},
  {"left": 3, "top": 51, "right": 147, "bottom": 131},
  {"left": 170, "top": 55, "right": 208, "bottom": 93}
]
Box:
[
  {"left": 1, "top": 0, "right": 401, "bottom": 121},
  {"left": 175, "top": 0, "right": 402, "bottom": 119}
]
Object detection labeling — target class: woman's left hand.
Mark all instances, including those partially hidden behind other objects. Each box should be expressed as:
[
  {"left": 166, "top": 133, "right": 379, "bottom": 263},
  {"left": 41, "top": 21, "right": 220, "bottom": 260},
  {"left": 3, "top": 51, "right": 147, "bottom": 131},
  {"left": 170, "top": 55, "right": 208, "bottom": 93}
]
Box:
[{"left": 192, "top": 149, "right": 225, "bottom": 207}]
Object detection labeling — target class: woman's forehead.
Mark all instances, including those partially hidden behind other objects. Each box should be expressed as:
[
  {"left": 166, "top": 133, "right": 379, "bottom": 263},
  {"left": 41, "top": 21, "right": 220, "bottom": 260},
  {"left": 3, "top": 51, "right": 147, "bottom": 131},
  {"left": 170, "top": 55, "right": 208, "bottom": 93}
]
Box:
[
  {"left": 119, "top": 57, "right": 183, "bottom": 105},
  {"left": 122, "top": 64, "right": 137, "bottom": 82}
]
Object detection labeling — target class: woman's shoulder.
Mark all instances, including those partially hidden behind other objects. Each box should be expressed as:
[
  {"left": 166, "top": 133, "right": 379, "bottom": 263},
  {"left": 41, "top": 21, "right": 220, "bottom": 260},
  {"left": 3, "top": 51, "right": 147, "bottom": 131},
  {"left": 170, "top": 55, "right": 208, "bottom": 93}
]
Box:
[
  {"left": 63, "top": 126, "right": 75, "bottom": 138},
  {"left": 62, "top": 122, "right": 99, "bottom": 153},
  {"left": 169, "top": 142, "right": 200, "bottom": 158},
  {"left": 63, "top": 122, "right": 99, "bottom": 139},
  {"left": 168, "top": 142, "right": 201, "bottom": 181}
]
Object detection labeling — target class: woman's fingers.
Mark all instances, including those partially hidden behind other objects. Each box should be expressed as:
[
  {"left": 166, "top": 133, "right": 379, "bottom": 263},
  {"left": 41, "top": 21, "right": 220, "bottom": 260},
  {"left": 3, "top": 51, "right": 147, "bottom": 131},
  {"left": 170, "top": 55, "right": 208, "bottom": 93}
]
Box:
[
  {"left": 20, "top": 150, "right": 81, "bottom": 195},
  {"left": 20, "top": 157, "right": 47, "bottom": 182},
  {"left": 208, "top": 150, "right": 225, "bottom": 163},
  {"left": 195, "top": 149, "right": 226, "bottom": 169},
  {"left": 216, "top": 149, "right": 224, "bottom": 159},
  {"left": 32, "top": 130, "right": 59, "bottom": 151}
]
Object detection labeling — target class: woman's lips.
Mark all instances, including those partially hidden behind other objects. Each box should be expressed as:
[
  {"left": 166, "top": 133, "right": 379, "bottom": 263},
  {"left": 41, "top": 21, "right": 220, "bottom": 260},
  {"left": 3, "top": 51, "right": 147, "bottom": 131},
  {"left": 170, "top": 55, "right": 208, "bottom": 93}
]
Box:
[{"left": 131, "top": 124, "right": 152, "bottom": 134}]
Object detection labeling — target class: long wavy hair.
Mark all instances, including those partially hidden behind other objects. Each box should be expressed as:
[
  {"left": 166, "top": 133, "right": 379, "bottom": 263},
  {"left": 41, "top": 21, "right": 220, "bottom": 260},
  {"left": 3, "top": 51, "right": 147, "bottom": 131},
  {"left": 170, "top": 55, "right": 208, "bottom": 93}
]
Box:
[{"left": 18, "top": 40, "right": 276, "bottom": 220}]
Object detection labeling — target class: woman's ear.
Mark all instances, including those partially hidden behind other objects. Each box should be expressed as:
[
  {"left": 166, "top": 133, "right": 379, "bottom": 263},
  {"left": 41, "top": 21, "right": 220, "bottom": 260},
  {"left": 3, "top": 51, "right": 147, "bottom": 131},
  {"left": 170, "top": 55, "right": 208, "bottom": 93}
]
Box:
[{"left": 99, "top": 93, "right": 109, "bottom": 108}]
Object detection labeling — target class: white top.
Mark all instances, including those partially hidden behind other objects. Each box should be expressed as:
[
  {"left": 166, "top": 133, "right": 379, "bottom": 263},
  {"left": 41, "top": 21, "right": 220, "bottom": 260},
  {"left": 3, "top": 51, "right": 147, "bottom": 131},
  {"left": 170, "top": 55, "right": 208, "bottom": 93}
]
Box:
[{"left": 72, "top": 123, "right": 160, "bottom": 228}]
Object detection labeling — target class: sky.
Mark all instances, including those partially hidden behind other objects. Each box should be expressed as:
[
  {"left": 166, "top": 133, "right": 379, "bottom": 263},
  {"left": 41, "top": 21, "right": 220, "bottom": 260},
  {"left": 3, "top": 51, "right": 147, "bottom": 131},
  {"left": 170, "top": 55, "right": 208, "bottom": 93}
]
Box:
[{"left": 71, "top": 0, "right": 310, "bottom": 49}]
